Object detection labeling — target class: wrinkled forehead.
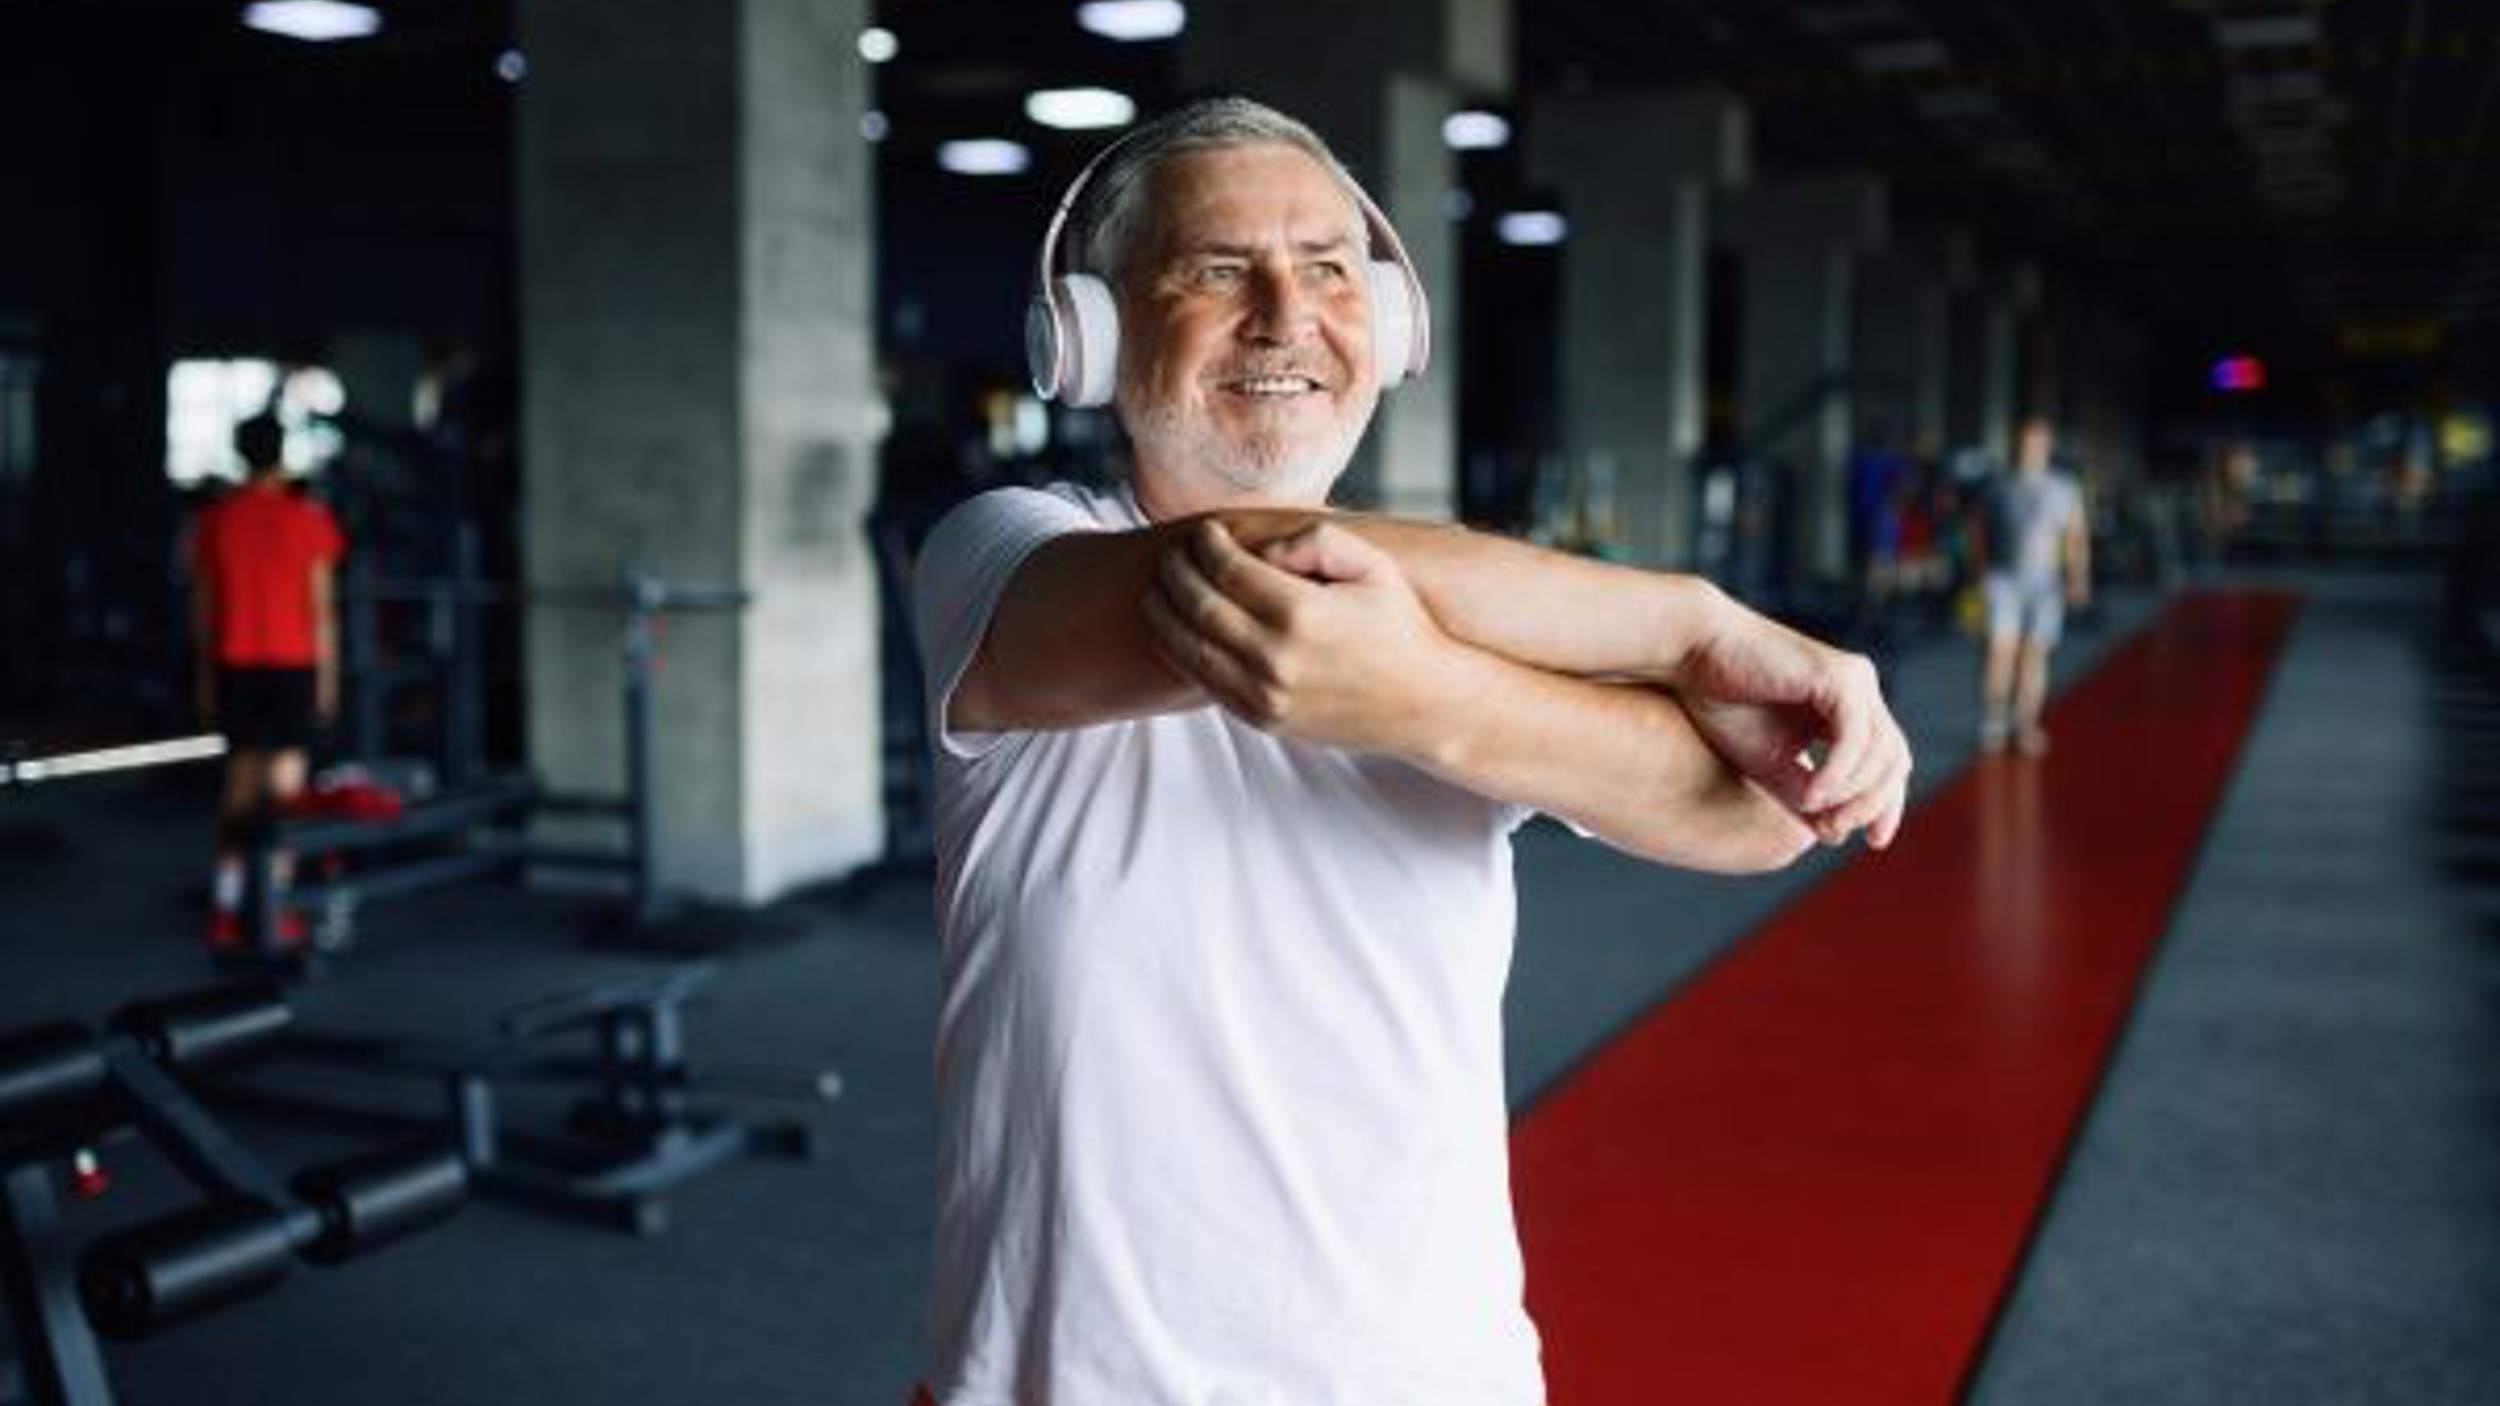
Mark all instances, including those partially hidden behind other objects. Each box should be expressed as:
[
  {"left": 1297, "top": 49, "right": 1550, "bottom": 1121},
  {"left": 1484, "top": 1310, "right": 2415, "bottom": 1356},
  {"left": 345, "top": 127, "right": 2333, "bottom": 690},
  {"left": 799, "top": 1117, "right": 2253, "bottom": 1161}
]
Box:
[{"left": 1137, "top": 143, "right": 1368, "bottom": 264}]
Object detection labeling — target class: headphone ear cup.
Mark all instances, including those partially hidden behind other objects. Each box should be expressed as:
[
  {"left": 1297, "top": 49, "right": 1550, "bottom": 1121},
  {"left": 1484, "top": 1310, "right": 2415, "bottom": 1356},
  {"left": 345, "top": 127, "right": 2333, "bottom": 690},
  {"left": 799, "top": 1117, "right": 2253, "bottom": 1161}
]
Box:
[
  {"left": 1057, "top": 274, "right": 1121, "bottom": 408},
  {"left": 1366, "top": 261, "right": 1416, "bottom": 392},
  {"left": 1025, "top": 293, "right": 1066, "bottom": 400}
]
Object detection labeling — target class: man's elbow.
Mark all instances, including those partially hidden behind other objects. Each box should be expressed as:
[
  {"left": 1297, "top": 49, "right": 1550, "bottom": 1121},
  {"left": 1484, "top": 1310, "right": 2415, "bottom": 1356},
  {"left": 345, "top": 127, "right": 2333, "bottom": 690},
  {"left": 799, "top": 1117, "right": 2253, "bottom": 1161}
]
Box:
[
  {"left": 1644, "top": 785, "right": 1816, "bottom": 875},
  {"left": 1718, "top": 814, "right": 1817, "bottom": 874},
  {"left": 1593, "top": 812, "right": 1807, "bottom": 875}
]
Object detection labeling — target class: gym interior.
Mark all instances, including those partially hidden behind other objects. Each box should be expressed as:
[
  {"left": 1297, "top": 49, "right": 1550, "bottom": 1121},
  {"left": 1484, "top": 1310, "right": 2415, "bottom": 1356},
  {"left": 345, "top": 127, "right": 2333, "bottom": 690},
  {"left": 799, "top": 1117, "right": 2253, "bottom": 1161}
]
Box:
[{"left": 4, "top": 1, "right": 2497, "bottom": 1403}]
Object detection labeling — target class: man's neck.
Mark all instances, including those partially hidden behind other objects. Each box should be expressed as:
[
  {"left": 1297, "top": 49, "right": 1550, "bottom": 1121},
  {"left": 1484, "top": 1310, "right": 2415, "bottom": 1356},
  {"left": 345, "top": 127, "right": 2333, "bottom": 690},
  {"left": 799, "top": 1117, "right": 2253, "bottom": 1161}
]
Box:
[{"left": 1130, "top": 469, "right": 1328, "bottom": 525}]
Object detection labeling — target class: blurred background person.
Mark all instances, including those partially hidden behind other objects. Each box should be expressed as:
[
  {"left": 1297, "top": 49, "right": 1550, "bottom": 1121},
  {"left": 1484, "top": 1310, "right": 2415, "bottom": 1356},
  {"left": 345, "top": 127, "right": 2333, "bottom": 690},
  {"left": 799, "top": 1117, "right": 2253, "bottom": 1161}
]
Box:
[
  {"left": 189, "top": 410, "right": 345, "bottom": 951},
  {"left": 1973, "top": 414, "right": 2089, "bottom": 755}
]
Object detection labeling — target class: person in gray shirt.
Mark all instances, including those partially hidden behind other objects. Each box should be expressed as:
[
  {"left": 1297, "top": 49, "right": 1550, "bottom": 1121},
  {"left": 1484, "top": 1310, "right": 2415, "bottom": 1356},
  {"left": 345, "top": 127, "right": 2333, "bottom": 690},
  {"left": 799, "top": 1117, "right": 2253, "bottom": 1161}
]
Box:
[{"left": 1974, "top": 415, "right": 2090, "bottom": 755}]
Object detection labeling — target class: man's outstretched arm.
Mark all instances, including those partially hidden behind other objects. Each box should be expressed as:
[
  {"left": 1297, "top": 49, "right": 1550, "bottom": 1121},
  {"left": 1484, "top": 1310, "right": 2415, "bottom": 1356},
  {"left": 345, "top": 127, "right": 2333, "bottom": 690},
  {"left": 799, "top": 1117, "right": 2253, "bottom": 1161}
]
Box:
[
  {"left": 950, "top": 502, "right": 1907, "bottom": 848},
  {"left": 1224, "top": 514, "right": 1910, "bottom": 846},
  {"left": 1135, "top": 520, "right": 1813, "bottom": 872}
]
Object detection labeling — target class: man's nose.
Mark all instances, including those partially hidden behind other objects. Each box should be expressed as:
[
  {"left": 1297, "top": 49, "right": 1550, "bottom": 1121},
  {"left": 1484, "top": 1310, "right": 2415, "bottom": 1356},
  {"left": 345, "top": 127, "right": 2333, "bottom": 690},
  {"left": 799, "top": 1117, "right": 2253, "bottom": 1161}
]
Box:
[{"left": 1240, "top": 262, "right": 1313, "bottom": 343}]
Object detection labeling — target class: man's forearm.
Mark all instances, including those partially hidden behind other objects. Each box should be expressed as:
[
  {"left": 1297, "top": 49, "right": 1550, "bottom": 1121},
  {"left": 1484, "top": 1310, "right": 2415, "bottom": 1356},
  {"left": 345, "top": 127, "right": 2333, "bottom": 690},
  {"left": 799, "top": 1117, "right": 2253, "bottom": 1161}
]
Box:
[{"left": 1410, "top": 641, "right": 1812, "bottom": 873}]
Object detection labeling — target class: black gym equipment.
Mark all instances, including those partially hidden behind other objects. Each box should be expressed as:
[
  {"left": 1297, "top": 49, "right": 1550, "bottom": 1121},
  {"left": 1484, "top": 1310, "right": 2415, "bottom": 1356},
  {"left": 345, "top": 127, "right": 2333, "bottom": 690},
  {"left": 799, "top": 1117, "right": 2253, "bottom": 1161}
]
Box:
[
  {"left": 194, "top": 961, "right": 839, "bottom": 1237},
  {"left": 0, "top": 984, "right": 466, "bottom": 1406}
]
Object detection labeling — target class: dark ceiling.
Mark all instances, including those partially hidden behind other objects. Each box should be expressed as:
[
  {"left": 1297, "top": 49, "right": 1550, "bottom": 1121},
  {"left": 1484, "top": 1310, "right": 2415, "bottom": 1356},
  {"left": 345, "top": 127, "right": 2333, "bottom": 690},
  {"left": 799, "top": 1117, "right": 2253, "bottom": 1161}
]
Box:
[
  {"left": 7, "top": 0, "right": 2496, "bottom": 357},
  {"left": 874, "top": 0, "right": 2500, "bottom": 347},
  {"left": 1518, "top": 0, "right": 2500, "bottom": 339}
]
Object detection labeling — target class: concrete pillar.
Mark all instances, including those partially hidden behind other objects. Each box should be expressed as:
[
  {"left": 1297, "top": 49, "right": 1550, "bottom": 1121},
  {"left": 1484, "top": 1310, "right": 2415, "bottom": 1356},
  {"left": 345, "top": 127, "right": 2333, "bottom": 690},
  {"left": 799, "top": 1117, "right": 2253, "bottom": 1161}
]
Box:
[
  {"left": 1947, "top": 259, "right": 2034, "bottom": 470},
  {"left": 2063, "top": 303, "right": 2146, "bottom": 492},
  {"left": 1181, "top": 0, "right": 1510, "bottom": 519},
  {"left": 2023, "top": 281, "right": 2074, "bottom": 427},
  {"left": 1721, "top": 173, "right": 1888, "bottom": 585},
  {"left": 1528, "top": 90, "right": 1748, "bottom": 564},
  {"left": 518, "top": 0, "right": 883, "bottom": 904},
  {"left": 1853, "top": 223, "right": 1969, "bottom": 463}
]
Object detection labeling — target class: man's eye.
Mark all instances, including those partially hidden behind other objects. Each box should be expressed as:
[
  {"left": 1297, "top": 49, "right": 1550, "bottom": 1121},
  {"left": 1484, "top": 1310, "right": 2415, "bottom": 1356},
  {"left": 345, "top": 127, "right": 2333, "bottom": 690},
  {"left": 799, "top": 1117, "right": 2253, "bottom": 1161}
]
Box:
[
  {"left": 1192, "top": 264, "right": 1245, "bottom": 288},
  {"left": 1304, "top": 260, "right": 1350, "bottom": 284}
]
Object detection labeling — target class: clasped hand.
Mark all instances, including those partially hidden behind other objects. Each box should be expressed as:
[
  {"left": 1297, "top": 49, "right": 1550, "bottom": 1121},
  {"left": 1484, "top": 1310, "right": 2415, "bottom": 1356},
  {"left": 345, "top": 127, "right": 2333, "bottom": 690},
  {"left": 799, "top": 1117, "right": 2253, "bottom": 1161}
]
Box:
[
  {"left": 1141, "top": 519, "right": 1461, "bottom": 759},
  {"left": 1670, "top": 609, "right": 1912, "bottom": 850}
]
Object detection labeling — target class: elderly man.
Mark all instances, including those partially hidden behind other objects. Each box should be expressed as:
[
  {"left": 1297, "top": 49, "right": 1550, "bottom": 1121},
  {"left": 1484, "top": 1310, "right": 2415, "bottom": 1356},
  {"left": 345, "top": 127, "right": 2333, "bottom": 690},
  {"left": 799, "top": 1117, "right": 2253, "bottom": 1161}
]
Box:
[{"left": 911, "top": 98, "right": 1909, "bottom": 1406}]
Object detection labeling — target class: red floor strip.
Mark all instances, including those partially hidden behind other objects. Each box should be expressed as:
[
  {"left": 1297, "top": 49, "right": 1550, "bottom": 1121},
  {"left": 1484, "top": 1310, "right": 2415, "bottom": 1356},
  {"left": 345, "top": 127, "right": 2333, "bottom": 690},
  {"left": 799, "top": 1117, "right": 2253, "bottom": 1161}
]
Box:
[{"left": 1512, "top": 591, "right": 2298, "bottom": 1406}]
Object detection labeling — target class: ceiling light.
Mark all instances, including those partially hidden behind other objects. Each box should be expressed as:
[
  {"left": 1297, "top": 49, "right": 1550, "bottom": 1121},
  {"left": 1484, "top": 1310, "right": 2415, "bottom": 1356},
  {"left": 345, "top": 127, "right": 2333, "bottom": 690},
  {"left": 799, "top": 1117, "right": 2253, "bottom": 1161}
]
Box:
[
  {"left": 1496, "top": 211, "right": 1567, "bottom": 247},
  {"left": 495, "top": 50, "right": 527, "bottom": 83},
  {"left": 858, "top": 27, "right": 899, "bottom": 64},
  {"left": 240, "top": 1, "right": 381, "bottom": 43},
  {"left": 861, "top": 110, "right": 889, "bottom": 143},
  {"left": 1025, "top": 87, "right": 1136, "bottom": 130},
  {"left": 1076, "top": 1, "right": 1187, "bottom": 43},
  {"left": 938, "top": 139, "right": 1032, "bottom": 177},
  {"left": 1442, "top": 111, "right": 1510, "bottom": 151}
]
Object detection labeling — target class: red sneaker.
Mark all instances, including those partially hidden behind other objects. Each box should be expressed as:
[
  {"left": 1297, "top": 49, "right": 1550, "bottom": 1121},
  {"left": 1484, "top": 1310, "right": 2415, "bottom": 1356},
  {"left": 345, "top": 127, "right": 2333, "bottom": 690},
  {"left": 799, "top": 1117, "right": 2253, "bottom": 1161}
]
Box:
[{"left": 207, "top": 909, "right": 309, "bottom": 955}]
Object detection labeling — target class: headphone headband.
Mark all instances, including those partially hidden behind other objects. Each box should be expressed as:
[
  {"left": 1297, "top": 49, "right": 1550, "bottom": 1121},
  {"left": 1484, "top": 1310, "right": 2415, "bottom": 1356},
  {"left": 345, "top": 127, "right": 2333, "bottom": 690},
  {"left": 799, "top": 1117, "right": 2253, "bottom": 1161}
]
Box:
[{"left": 1029, "top": 122, "right": 1155, "bottom": 323}]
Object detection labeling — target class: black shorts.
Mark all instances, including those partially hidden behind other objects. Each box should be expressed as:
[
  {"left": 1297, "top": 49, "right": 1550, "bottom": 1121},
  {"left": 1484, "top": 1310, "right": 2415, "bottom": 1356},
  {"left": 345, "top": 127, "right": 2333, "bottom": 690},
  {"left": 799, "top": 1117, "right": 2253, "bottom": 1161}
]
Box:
[{"left": 216, "top": 667, "right": 319, "bottom": 751}]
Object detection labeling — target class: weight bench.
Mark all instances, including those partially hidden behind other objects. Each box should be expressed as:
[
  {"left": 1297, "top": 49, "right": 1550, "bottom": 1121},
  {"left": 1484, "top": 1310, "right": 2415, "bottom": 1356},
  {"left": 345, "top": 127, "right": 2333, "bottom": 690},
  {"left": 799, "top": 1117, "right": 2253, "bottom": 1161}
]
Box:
[{"left": 201, "top": 962, "right": 839, "bottom": 1236}]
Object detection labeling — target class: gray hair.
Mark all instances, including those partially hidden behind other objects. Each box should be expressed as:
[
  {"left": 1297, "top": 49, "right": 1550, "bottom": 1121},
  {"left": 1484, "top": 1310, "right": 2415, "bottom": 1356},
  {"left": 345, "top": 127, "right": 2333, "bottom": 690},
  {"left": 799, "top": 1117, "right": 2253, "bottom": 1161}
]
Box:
[{"left": 1071, "top": 97, "right": 1371, "bottom": 287}]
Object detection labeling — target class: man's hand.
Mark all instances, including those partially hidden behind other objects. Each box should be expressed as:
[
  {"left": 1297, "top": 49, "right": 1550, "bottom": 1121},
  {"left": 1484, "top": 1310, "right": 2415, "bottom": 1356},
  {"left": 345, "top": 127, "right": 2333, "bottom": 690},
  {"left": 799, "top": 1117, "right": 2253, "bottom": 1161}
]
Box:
[
  {"left": 1141, "top": 519, "right": 1473, "bottom": 759},
  {"left": 1669, "top": 602, "right": 1912, "bottom": 850}
]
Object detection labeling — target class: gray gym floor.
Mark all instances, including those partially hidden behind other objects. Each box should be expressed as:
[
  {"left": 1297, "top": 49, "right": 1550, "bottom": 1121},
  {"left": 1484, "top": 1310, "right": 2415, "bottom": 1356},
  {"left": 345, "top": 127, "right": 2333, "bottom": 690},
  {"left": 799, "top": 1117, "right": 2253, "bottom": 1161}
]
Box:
[{"left": 3, "top": 572, "right": 2492, "bottom": 1404}]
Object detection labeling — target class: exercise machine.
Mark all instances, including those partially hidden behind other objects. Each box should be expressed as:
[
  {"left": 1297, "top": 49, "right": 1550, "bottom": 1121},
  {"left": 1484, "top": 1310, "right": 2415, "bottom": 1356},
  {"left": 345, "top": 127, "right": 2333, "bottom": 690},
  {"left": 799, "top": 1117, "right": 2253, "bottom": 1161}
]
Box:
[{"left": 0, "top": 984, "right": 466, "bottom": 1406}]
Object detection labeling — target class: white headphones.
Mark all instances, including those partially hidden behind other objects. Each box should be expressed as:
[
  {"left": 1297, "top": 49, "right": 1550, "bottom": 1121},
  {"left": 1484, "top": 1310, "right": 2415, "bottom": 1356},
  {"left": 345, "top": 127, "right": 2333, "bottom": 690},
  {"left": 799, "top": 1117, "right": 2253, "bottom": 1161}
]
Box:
[{"left": 1024, "top": 127, "right": 1433, "bottom": 408}]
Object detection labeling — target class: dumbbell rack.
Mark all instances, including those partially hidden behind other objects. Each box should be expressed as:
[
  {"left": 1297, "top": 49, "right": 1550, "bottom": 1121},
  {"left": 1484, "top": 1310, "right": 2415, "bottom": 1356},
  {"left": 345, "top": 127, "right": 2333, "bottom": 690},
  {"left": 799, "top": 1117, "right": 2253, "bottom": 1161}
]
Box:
[{"left": 0, "top": 986, "right": 467, "bottom": 1406}]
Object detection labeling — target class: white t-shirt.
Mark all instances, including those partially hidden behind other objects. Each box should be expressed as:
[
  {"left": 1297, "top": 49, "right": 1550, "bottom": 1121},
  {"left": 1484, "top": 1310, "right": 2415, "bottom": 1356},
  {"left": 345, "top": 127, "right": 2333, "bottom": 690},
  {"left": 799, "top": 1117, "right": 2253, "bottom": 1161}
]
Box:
[
  {"left": 1984, "top": 468, "right": 2082, "bottom": 583},
  {"left": 913, "top": 482, "right": 1544, "bottom": 1406}
]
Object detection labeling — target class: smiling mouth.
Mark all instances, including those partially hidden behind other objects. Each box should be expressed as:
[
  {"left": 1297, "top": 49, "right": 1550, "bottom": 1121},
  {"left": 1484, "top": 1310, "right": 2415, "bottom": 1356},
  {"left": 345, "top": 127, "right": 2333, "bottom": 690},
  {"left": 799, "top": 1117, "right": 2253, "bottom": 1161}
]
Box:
[{"left": 1219, "top": 375, "right": 1326, "bottom": 398}]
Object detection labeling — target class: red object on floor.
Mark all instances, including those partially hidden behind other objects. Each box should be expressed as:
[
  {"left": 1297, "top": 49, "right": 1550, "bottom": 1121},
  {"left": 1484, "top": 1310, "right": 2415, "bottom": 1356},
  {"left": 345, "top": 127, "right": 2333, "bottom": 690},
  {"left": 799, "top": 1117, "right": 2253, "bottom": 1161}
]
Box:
[
  {"left": 285, "top": 778, "right": 405, "bottom": 823},
  {"left": 1511, "top": 592, "right": 2297, "bottom": 1406}
]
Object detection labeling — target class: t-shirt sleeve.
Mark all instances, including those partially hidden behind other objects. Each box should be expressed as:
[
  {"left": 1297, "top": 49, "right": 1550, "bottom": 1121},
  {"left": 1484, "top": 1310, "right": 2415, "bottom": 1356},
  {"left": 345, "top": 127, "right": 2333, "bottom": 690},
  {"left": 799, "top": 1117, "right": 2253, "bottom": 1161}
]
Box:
[{"left": 911, "top": 487, "right": 1100, "bottom": 762}]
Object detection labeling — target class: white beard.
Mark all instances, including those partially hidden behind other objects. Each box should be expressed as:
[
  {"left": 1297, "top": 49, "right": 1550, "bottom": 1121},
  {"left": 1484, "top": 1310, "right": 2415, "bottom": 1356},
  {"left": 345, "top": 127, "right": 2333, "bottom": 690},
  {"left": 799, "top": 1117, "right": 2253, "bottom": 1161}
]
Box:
[{"left": 1123, "top": 383, "right": 1377, "bottom": 504}]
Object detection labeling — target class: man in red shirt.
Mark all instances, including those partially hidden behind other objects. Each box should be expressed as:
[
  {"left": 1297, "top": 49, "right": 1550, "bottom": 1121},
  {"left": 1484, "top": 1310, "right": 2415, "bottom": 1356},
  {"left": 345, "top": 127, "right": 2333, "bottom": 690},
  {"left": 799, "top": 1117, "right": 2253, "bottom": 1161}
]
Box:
[{"left": 189, "top": 411, "right": 346, "bottom": 950}]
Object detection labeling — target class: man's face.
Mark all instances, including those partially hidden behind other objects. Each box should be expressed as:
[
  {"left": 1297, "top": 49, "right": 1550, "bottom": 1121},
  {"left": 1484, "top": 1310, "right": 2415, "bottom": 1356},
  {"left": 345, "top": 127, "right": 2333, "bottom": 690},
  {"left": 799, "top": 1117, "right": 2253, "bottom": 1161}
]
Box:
[
  {"left": 1114, "top": 143, "right": 1381, "bottom": 512},
  {"left": 2016, "top": 419, "right": 2055, "bottom": 469}
]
